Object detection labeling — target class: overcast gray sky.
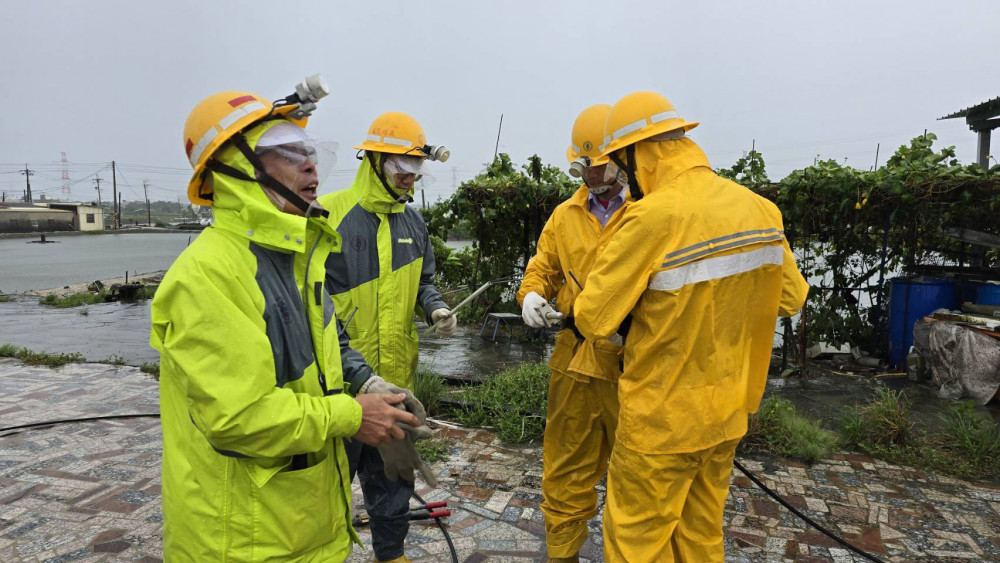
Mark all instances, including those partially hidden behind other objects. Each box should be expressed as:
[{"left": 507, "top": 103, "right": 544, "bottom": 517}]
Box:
[{"left": 1, "top": 0, "right": 997, "bottom": 205}]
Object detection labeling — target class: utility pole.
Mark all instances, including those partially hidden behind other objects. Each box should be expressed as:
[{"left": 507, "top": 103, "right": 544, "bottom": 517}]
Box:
[
  {"left": 20, "top": 165, "right": 33, "bottom": 203},
  {"left": 94, "top": 177, "right": 103, "bottom": 207},
  {"left": 111, "top": 160, "right": 118, "bottom": 229},
  {"left": 493, "top": 114, "right": 504, "bottom": 161},
  {"left": 143, "top": 180, "right": 151, "bottom": 226},
  {"left": 118, "top": 193, "right": 122, "bottom": 227}
]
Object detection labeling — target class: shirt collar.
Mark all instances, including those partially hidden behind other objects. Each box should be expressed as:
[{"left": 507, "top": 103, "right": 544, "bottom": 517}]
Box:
[{"left": 587, "top": 189, "right": 626, "bottom": 209}]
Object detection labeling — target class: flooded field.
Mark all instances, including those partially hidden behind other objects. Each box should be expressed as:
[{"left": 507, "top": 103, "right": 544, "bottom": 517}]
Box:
[{"left": 0, "top": 231, "right": 197, "bottom": 294}]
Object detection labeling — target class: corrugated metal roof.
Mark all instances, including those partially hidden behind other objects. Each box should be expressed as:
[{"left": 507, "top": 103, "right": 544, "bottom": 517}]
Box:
[{"left": 939, "top": 96, "right": 1000, "bottom": 120}]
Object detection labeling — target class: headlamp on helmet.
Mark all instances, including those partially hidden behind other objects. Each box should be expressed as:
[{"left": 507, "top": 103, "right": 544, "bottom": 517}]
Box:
[
  {"left": 420, "top": 145, "right": 450, "bottom": 162},
  {"left": 568, "top": 156, "right": 592, "bottom": 179},
  {"left": 275, "top": 74, "right": 330, "bottom": 121}
]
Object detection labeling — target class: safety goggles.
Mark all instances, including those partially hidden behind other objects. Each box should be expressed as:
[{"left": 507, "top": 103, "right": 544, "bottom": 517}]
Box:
[{"left": 383, "top": 154, "right": 428, "bottom": 178}]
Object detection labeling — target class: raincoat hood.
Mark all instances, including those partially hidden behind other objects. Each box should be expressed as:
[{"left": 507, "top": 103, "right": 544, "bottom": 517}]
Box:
[
  {"left": 209, "top": 120, "right": 331, "bottom": 251},
  {"left": 632, "top": 137, "right": 712, "bottom": 197},
  {"left": 353, "top": 154, "right": 408, "bottom": 215}
]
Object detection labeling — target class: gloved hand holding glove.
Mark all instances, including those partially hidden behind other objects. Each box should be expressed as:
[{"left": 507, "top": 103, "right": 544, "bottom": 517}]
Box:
[
  {"left": 430, "top": 308, "right": 457, "bottom": 337},
  {"left": 359, "top": 375, "right": 427, "bottom": 423},
  {"left": 360, "top": 375, "right": 439, "bottom": 487},
  {"left": 378, "top": 411, "right": 438, "bottom": 487},
  {"left": 521, "top": 291, "right": 563, "bottom": 328}
]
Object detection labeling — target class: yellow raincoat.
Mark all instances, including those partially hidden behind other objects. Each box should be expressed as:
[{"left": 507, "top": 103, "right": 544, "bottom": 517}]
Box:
[
  {"left": 151, "top": 121, "right": 366, "bottom": 562},
  {"left": 574, "top": 138, "right": 808, "bottom": 562},
  {"left": 516, "top": 185, "right": 626, "bottom": 557}
]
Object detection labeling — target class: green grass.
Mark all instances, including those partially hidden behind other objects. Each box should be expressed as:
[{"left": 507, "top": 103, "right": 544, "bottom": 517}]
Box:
[
  {"left": 838, "top": 388, "right": 1000, "bottom": 482},
  {"left": 840, "top": 387, "right": 914, "bottom": 449},
  {"left": 941, "top": 401, "right": 1000, "bottom": 468},
  {"left": 104, "top": 354, "right": 126, "bottom": 366},
  {"left": 0, "top": 294, "right": 14, "bottom": 303},
  {"left": 415, "top": 437, "right": 451, "bottom": 463},
  {"left": 741, "top": 396, "right": 838, "bottom": 463},
  {"left": 455, "top": 361, "right": 549, "bottom": 443},
  {"left": 0, "top": 344, "right": 85, "bottom": 368},
  {"left": 413, "top": 368, "right": 446, "bottom": 417},
  {"left": 140, "top": 362, "right": 160, "bottom": 379},
  {"left": 39, "top": 292, "right": 106, "bottom": 308}
]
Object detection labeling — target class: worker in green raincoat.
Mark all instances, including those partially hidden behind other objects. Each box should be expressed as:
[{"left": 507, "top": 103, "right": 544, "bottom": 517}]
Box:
[
  {"left": 319, "top": 111, "right": 454, "bottom": 563},
  {"left": 151, "top": 79, "right": 427, "bottom": 562}
]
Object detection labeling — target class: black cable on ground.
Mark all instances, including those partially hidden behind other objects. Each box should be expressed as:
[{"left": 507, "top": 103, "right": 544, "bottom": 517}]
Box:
[
  {"left": 734, "top": 459, "right": 887, "bottom": 563},
  {"left": 5, "top": 415, "right": 461, "bottom": 562},
  {"left": 0, "top": 413, "right": 161, "bottom": 436},
  {"left": 0, "top": 416, "right": 882, "bottom": 562},
  {"left": 412, "top": 491, "right": 459, "bottom": 563}
]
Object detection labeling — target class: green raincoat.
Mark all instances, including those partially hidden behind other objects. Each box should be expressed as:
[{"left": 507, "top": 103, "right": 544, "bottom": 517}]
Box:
[
  {"left": 151, "top": 121, "right": 374, "bottom": 562},
  {"left": 319, "top": 158, "right": 447, "bottom": 391}
]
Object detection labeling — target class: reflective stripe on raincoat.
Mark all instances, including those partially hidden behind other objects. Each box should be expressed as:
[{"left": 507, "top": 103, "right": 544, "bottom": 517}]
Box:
[{"left": 574, "top": 138, "right": 809, "bottom": 455}]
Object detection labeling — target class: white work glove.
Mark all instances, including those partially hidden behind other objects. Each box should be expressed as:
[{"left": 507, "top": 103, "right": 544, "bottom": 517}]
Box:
[
  {"left": 521, "top": 291, "right": 562, "bottom": 328},
  {"left": 430, "top": 308, "right": 457, "bottom": 337},
  {"left": 607, "top": 333, "right": 624, "bottom": 347}
]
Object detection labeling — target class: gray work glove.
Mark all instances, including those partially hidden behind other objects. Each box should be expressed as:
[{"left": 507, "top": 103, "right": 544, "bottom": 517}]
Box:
[
  {"left": 359, "top": 375, "right": 428, "bottom": 423},
  {"left": 360, "top": 375, "right": 438, "bottom": 487},
  {"left": 377, "top": 414, "right": 439, "bottom": 487}
]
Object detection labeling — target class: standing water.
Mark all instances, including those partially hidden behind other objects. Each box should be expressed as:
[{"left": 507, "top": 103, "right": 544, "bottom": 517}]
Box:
[{"left": 0, "top": 232, "right": 197, "bottom": 294}]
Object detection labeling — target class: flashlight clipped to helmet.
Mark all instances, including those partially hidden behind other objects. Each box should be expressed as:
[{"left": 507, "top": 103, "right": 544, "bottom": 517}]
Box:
[
  {"left": 568, "top": 155, "right": 592, "bottom": 179},
  {"left": 278, "top": 74, "right": 330, "bottom": 120},
  {"left": 420, "top": 145, "right": 450, "bottom": 162}
]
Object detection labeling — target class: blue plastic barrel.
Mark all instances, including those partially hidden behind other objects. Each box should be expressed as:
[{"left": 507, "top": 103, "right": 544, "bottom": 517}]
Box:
[
  {"left": 888, "top": 278, "right": 956, "bottom": 367},
  {"left": 977, "top": 283, "right": 1000, "bottom": 306},
  {"left": 956, "top": 280, "right": 985, "bottom": 307}
]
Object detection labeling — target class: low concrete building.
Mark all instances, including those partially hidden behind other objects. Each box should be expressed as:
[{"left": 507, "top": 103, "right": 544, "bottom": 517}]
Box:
[
  {"left": 0, "top": 204, "right": 74, "bottom": 233},
  {"left": 48, "top": 203, "right": 105, "bottom": 231}
]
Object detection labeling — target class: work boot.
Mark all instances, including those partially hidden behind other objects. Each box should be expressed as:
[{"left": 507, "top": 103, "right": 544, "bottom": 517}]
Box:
[
  {"left": 545, "top": 556, "right": 580, "bottom": 563},
  {"left": 376, "top": 557, "right": 411, "bottom": 563}
]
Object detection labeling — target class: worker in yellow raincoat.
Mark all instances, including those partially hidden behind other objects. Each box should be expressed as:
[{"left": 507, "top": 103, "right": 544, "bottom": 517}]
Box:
[
  {"left": 574, "top": 91, "right": 809, "bottom": 562},
  {"left": 151, "top": 78, "right": 426, "bottom": 562},
  {"left": 516, "top": 104, "right": 629, "bottom": 562}
]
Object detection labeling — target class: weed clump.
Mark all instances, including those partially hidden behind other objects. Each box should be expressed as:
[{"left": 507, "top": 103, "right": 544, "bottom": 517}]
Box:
[
  {"left": 0, "top": 344, "right": 85, "bottom": 368},
  {"left": 741, "top": 396, "right": 838, "bottom": 462},
  {"left": 456, "top": 361, "right": 549, "bottom": 443}
]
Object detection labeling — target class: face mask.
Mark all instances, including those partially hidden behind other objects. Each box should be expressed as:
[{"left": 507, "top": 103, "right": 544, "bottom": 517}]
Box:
[{"left": 583, "top": 163, "right": 626, "bottom": 195}]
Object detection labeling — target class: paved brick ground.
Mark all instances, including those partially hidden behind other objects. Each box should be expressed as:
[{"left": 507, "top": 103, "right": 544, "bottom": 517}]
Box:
[{"left": 2, "top": 359, "right": 999, "bottom": 562}]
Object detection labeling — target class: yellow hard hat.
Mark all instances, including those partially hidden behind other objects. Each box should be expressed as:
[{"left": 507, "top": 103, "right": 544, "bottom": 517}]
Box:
[
  {"left": 566, "top": 104, "right": 612, "bottom": 165},
  {"left": 354, "top": 112, "right": 428, "bottom": 156},
  {"left": 600, "top": 91, "right": 698, "bottom": 158},
  {"left": 183, "top": 91, "right": 306, "bottom": 205}
]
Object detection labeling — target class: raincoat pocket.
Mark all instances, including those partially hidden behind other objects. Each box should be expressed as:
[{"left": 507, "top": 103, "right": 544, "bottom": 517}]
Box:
[
  {"left": 566, "top": 335, "right": 623, "bottom": 381},
  {"left": 246, "top": 445, "right": 339, "bottom": 558},
  {"left": 548, "top": 329, "right": 580, "bottom": 376}
]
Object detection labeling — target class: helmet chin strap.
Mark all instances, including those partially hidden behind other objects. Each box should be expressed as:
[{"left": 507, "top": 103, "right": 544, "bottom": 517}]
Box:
[
  {"left": 366, "top": 152, "right": 413, "bottom": 204},
  {"left": 206, "top": 133, "right": 328, "bottom": 218},
  {"left": 609, "top": 145, "right": 643, "bottom": 201}
]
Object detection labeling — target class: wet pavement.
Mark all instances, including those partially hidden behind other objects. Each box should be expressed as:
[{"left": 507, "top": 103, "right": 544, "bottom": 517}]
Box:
[
  {"left": 0, "top": 297, "right": 552, "bottom": 380},
  {"left": 3, "top": 359, "right": 1000, "bottom": 562}
]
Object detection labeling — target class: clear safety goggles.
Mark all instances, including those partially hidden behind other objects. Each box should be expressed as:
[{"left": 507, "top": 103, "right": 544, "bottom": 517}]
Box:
[
  {"left": 255, "top": 121, "right": 338, "bottom": 182},
  {"left": 383, "top": 154, "right": 429, "bottom": 179}
]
